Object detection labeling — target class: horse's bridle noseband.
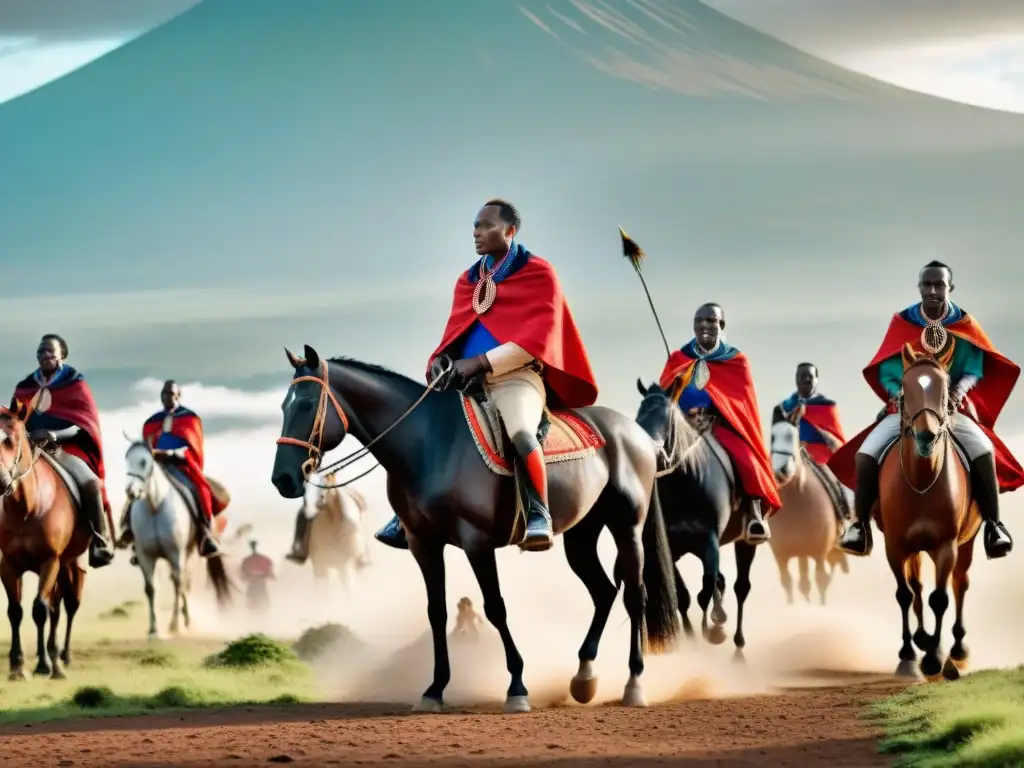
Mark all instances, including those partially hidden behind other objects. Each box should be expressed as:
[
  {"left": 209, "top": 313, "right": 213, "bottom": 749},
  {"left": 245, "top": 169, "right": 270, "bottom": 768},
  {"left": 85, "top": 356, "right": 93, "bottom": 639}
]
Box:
[
  {"left": 275, "top": 360, "right": 351, "bottom": 481},
  {"left": 899, "top": 390, "right": 950, "bottom": 496},
  {"left": 0, "top": 407, "right": 41, "bottom": 498}
]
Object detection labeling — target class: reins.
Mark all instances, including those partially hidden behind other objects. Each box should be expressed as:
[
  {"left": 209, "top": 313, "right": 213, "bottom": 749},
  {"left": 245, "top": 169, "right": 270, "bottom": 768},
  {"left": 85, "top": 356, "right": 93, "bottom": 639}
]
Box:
[
  {"left": 276, "top": 357, "right": 453, "bottom": 489},
  {"left": 899, "top": 401, "right": 949, "bottom": 496},
  {"left": 0, "top": 406, "right": 42, "bottom": 498}
]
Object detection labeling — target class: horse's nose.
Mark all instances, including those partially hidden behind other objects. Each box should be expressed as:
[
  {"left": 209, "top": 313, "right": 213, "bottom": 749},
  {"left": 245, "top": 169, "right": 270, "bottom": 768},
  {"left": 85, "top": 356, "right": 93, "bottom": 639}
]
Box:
[{"left": 272, "top": 471, "right": 302, "bottom": 499}]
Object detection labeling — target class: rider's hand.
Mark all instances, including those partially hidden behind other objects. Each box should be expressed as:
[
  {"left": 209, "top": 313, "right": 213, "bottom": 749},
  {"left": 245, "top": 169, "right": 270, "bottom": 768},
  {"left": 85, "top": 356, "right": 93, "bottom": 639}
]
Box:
[
  {"left": 28, "top": 429, "right": 55, "bottom": 446},
  {"left": 453, "top": 355, "right": 491, "bottom": 387}
]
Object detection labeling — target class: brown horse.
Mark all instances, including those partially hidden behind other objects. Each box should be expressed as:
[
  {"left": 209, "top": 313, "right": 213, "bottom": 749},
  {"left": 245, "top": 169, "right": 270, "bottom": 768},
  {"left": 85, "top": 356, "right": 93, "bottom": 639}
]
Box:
[
  {"left": 0, "top": 408, "right": 90, "bottom": 680},
  {"left": 880, "top": 346, "right": 977, "bottom": 681}
]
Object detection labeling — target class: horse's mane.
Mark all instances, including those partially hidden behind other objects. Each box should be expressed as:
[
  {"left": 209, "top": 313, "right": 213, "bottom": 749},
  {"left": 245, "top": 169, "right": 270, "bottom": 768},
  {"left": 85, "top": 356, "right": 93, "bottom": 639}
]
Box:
[
  {"left": 326, "top": 356, "right": 427, "bottom": 395},
  {"left": 639, "top": 390, "right": 705, "bottom": 473},
  {"left": 345, "top": 486, "right": 368, "bottom": 512}
]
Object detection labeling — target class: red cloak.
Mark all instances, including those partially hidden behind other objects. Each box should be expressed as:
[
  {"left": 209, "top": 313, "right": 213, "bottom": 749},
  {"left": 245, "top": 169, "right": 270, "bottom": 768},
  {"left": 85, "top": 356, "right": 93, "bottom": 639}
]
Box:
[
  {"left": 143, "top": 407, "right": 225, "bottom": 521},
  {"left": 429, "top": 254, "right": 598, "bottom": 409},
  {"left": 802, "top": 402, "right": 846, "bottom": 464},
  {"left": 828, "top": 311, "right": 1024, "bottom": 493},
  {"left": 13, "top": 369, "right": 111, "bottom": 514},
  {"left": 660, "top": 349, "right": 782, "bottom": 512}
]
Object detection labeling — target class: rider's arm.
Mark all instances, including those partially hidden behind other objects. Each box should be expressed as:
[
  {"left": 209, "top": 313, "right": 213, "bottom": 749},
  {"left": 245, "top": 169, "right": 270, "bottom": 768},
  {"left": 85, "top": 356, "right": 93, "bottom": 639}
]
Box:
[
  {"left": 51, "top": 425, "right": 82, "bottom": 442},
  {"left": 952, "top": 342, "right": 984, "bottom": 400},
  {"left": 485, "top": 343, "right": 534, "bottom": 376},
  {"left": 877, "top": 355, "right": 904, "bottom": 399}
]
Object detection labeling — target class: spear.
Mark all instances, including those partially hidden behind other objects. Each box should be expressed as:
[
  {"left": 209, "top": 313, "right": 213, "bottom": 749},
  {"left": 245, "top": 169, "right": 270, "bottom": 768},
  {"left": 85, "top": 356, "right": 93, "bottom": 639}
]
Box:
[{"left": 619, "top": 226, "right": 671, "bottom": 360}]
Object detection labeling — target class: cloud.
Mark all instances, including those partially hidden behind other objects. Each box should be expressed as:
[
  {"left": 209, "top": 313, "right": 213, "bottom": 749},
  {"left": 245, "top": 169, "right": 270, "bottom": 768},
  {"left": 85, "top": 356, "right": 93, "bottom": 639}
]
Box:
[
  {"left": 0, "top": 0, "right": 198, "bottom": 40},
  {"left": 0, "top": 36, "right": 126, "bottom": 103}
]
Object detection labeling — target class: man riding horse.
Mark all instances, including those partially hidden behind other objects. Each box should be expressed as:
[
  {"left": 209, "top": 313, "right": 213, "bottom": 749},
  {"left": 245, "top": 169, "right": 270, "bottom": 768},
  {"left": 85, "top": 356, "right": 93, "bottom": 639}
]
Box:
[
  {"left": 374, "top": 198, "right": 599, "bottom": 552},
  {"left": 772, "top": 362, "right": 851, "bottom": 521},
  {"left": 659, "top": 303, "right": 780, "bottom": 544},
  {"left": 830, "top": 260, "right": 1023, "bottom": 559},
  {"left": 10, "top": 334, "right": 115, "bottom": 568},
  {"left": 118, "top": 380, "right": 223, "bottom": 558}
]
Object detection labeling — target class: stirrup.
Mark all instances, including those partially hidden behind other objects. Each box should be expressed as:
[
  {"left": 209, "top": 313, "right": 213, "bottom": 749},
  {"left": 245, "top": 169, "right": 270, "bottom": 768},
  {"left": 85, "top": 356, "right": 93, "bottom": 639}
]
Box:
[{"left": 744, "top": 519, "right": 770, "bottom": 544}]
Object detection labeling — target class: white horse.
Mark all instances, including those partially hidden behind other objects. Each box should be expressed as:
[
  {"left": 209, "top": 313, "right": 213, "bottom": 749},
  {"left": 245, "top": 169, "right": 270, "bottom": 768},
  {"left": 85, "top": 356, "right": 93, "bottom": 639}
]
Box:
[
  {"left": 768, "top": 420, "right": 850, "bottom": 605},
  {"left": 123, "top": 441, "right": 233, "bottom": 638},
  {"left": 302, "top": 474, "right": 372, "bottom": 594}
]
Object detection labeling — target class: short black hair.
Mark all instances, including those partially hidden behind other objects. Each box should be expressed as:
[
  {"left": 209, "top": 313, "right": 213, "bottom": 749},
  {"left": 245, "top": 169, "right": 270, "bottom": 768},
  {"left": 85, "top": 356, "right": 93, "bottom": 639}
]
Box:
[
  {"left": 40, "top": 333, "right": 68, "bottom": 358},
  {"left": 920, "top": 260, "right": 953, "bottom": 282},
  {"left": 162, "top": 379, "right": 179, "bottom": 391},
  {"left": 797, "top": 362, "right": 818, "bottom": 376},
  {"left": 483, "top": 198, "right": 521, "bottom": 232},
  {"left": 696, "top": 302, "right": 725, "bottom": 321}
]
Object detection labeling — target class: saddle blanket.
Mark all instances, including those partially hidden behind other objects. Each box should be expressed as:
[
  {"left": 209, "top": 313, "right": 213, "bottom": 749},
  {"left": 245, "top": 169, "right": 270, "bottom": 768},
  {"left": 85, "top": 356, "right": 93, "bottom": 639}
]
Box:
[{"left": 459, "top": 393, "right": 605, "bottom": 476}]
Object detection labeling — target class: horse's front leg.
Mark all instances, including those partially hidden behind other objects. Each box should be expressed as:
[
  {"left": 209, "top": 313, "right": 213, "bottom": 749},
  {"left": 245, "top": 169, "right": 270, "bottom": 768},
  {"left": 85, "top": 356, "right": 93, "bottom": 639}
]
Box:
[
  {"left": 59, "top": 566, "right": 84, "bottom": 667},
  {"left": 1, "top": 560, "right": 25, "bottom": 680},
  {"left": 465, "top": 547, "right": 529, "bottom": 713},
  {"left": 136, "top": 552, "right": 159, "bottom": 639},
  {"left": 46, "top": 581, "right": 64, "bottom": 680},
  {"left": 168, "top": 556, "right": 184, "bottom": 635},
  {"left": 888, "top": 550, "right": 918, "bottom": 678},
  {"left": 408, "top": 532, "right": 450, "bottom": 712},
  {"left": 696, "top": 531, "right": 725, "bottom": 645},
  {"left": 921, "top": 540, "right": 957, "bottom": 681},
  {"left": 731, "top": 541, "right": 756, "bottom": 663},
  {"left": 945, "top": 536, "right": 975, "bottom": 680},
  {"left": 608, "top": 515, "right": 647, "bottom": 708},
  {"left": 33, "top": 557, "right": 60, "bottom": 677}
]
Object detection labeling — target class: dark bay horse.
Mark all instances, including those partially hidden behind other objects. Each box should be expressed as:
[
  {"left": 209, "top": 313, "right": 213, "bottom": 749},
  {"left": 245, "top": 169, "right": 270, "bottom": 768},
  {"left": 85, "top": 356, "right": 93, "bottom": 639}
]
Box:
[
  {"left": 635, "top": 380, "right": 758, "bottom": 659},
  {"left": 881, "top": 346, "right": 979, "bottom": 681},
  {"left": 271, "top": 346, "right": 680, "bottom": 713},
  {"left": 0, "top": 408, "right": 88, "bottom": 680}
]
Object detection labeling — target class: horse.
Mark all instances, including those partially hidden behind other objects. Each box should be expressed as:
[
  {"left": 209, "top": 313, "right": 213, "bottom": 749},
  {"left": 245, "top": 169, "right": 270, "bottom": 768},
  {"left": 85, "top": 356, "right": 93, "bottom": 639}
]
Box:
[
  {"left": 271, "top": 345, "right": 680, "bottom": 713},
  {"left": 768, "top": 417, "right": 849, "bottom": 605},
  {"left": 879, "top": 346, "right": 981, "bottom": 681},
  {"left": 0, "top": 408, "right": 88, "bottom": 680},
  {"left": 123, "top": 440, "right": 233, "bottom": 638},
  {"left": 634, "top": 380, "right": 758, "bottom": 659},
  {"left": 302, "top": 474, "right": 372, "bottom": 593}
]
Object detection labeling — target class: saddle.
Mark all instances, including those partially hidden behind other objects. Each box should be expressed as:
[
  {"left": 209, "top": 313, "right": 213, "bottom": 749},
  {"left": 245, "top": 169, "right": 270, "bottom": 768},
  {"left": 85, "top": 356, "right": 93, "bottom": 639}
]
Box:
[
  {"left": 460, "top": 379, "right": 605, "bottom": 477},
  {"left": 801, "top": 445, "right": 851, "bottom": 522},
  {"left": 39, "top": 448, "right": 82, "bottom": 511}
]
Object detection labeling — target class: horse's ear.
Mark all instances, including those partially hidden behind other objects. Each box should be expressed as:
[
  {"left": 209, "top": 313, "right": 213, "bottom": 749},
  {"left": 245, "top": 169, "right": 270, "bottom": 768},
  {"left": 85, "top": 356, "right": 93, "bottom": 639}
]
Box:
[
  {"left": 636, "top": 378, "right": 647, "bottom": 397},
  {"left": 667, "top": 377, "right": 684, "bottom": 403},
  {"left": 285, "top": 347, "right": 302, "bottom": 369},
  {"left": 787, "top": 405, "right": 804, "bottom": 426},
  {"left": 303, "top": 344, "right": 321, "bottom": 369}
]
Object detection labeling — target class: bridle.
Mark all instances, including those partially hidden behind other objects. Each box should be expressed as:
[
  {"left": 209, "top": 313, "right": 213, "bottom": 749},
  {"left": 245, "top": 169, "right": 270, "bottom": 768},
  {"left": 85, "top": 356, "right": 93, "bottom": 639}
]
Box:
[
  {"left": 898, "top": 366, "right": 950, "bottom": 496},
  {"left": 0, "top": 407, "right": 41, "bottom": 498},
  {"left": 275, "top": 357, "right": 452, "bottom": 489},
  {"left": 642, "top": 394, "right": 704, "bottom": 479}
]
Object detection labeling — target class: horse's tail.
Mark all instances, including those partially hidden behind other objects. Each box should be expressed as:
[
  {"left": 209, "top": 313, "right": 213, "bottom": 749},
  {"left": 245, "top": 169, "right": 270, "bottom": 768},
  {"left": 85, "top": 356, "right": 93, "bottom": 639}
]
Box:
[
  {"left": 205, "top": 554, "right": 235, "bottom": 609},
  {"left": 639, "top": 483, "right": 681, "bottom": 654}
]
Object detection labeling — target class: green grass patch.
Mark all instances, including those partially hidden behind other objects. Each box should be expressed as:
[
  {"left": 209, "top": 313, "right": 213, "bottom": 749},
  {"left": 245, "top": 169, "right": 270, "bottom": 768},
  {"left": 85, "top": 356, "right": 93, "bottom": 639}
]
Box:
[
  {"left": 0, "top": 636, "right": 314, "bottom": 725},
  {"left": 292, "top": 623, "right": 364, "bottom": 662},
  {"left": 870, "top": 666, "right": 1024, "bottom": 766}
]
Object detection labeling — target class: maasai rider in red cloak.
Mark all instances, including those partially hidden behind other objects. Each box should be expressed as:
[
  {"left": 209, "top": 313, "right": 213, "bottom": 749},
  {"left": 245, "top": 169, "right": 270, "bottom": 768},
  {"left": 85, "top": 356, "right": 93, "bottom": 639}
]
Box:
[
  {"left": 124, "top": 380, "right": 222, "bottom": 558},
  {"left": 659, "top": 303, "right": 781, "bottom": 544},
  {"left": 771, "top": 362, "right": 851, "bottom": 520},
  {"left": 830, "top": 261, "right": 1022, "bottom": 559},
  {"left": 241, "top": 539, "right": 275, "bottom": 613},
  {"left": 10, "top": 334, "right": 115, "bottom": 568},
  {"left": 375, "top": 198, "right": 599, "bottom": 552}
]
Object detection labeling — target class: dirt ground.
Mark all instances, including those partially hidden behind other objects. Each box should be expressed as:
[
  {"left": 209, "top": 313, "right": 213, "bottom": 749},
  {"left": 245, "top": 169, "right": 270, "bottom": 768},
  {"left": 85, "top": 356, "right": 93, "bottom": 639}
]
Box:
[{"left": 0, "top": 678, "right": 906, "bottom": 767}]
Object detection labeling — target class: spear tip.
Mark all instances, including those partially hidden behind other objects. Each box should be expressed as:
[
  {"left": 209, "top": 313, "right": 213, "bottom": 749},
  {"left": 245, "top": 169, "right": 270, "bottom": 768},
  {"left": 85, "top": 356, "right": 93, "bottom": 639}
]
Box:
[{"left": 619, "top": 225, "right": 645, "bottom": 267}]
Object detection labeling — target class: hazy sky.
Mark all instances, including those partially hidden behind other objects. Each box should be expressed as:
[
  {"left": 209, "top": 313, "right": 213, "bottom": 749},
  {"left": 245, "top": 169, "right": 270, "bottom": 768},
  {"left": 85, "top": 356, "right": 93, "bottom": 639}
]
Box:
[{"left": 2, "top": 1, "right": 1024, "bottom": 111}]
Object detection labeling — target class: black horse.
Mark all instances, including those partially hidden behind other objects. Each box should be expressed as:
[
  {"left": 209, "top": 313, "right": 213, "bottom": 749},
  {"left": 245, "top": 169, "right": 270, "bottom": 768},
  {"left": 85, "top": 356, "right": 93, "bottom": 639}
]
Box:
[
  {"left": 271, "top": 345, "right": 681, "bottom": 713},
  {"left": 635, "top": 380, "right": 759, "bottom": 659}
]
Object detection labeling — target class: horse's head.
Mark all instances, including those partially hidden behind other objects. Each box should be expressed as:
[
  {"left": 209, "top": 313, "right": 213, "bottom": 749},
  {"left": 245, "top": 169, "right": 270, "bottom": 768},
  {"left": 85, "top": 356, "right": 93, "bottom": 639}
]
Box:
[
  {"left": 635, "top": 378, "right": 674, "bottom": 445},
  {"left": 770, "top": 419, "right": 801, "bottom": 487},
  {"left": 124, "top": 439, "right": 155, "bottom": 501},
  {"left": 901, "top": 344, "right": 949, "bottom": 458},
  {"left": 273, "top": 344, "right": 350, "bottom": 499},
  {"left": 0, "top": 408, "right": 34, "bottom": 498},
  {"left": 635, "top": 378, "right": 702, "bottom": 474}
]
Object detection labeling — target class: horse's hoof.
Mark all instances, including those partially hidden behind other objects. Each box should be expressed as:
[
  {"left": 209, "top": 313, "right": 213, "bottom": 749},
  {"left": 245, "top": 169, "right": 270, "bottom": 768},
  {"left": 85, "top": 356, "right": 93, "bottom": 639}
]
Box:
[
  {"left": 895, "top": 659, "right": 919, "bottom": 678},
  {"left": 949, "top": 653, "right": 969, "bottom": 672},
  {"left": 920, "top": 655, "right": 943, "bottom": 682},
  {"left": 706, "top": 625, "right": 727, "bottom": 646},
  {"left": 569, "top": 674, "right": 598, "bottom": 704},
  {"left": 622, "top": 677, "right": 646, "bottom": 708},
  {"left": 732, "top": 648, "right": 746, "bottom": 665},
  {"left": 8, "top": 670, "right": 26, "bottom": 682},
  {"left": 50, "top": 668, "right": 66, "bottom": 681},
  {"left": 942, "top": 658, "right": 961, "bottom": 681},
  {"left": 711, "top": 606, "right": 728, "bottom": 625},
  {"left": 413, "top": 696, "right": 443, "bottom": 713},
  {"left": 33, "top": 665, "right": 51, "bottom": 677},
  {"left": 503, "top": 695, "right": 531, "bottom": 714}
]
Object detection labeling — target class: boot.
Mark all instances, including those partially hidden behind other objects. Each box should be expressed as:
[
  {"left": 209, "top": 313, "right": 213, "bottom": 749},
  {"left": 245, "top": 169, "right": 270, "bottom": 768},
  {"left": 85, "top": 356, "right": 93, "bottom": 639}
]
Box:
[
  {"left": 972, "top": 453, "right": 1013, "bottom": 559},
  {"left": 517, "top": 447, "right": 553, "bottom": 552},
  {"left": 840, "top": 455, "right": 878, "bottom": 556},
  {"left": 286, "top": 510, "right": 314, "bottom": 563},
  {"left": 83, "top": 484, "right": 115, "bottom": 569},
  {"left": 374, "top": 515, "right": 409, "bottom": 550},
  {"left": 197, "top": 518, "right": 221, "bottom": 558},
  {"left": 743, "top": 498, "right": 770, "bottom": 544},
  {"left": 116, "top": 498, "right": 134, "bottom": 548}
]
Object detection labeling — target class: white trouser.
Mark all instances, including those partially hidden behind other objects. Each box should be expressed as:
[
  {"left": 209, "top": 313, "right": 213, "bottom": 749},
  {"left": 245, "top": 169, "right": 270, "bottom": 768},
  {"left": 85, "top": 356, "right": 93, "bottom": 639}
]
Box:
[
  {"left": 857, "top": 412, "right": 994, "bottom": 462},
  {"left": 484, "top": 367, "right": 546, "bottom": 444}
]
